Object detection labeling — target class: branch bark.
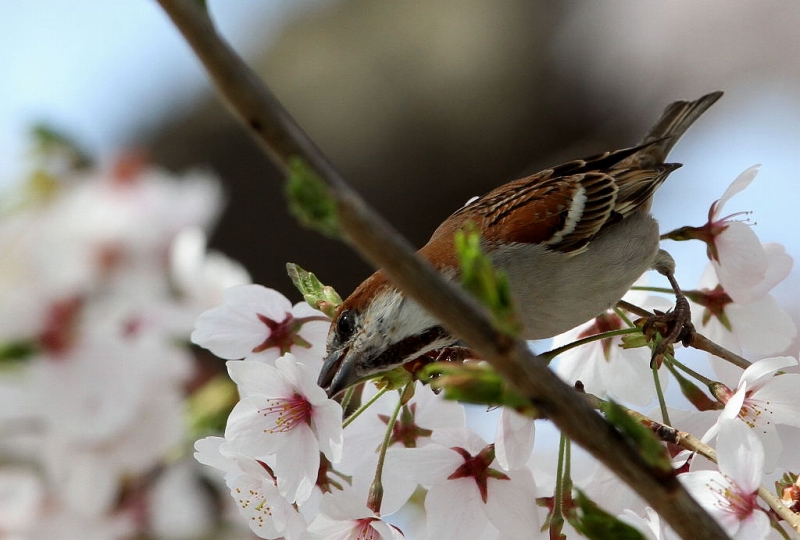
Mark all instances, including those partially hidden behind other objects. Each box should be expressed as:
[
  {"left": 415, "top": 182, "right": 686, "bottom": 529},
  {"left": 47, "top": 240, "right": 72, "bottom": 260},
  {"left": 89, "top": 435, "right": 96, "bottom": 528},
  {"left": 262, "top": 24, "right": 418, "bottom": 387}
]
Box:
[{"left": 155, "top": 1, "right": 729, "bottom": 538}]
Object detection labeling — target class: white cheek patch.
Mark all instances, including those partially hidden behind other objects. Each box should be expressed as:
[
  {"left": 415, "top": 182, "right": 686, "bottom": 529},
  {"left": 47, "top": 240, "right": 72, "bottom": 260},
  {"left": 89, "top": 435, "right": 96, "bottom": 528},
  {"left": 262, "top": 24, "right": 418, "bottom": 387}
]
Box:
[{"left": 354, "top": 289, "right": 438, "bottom": 353}]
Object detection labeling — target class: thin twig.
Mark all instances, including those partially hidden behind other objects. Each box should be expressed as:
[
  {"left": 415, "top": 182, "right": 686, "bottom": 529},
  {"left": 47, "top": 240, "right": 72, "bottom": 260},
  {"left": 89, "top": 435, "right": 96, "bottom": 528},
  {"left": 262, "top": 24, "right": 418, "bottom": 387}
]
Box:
[
  {"left": 585, "top": 393, "right": 800, "bottom": 533},
  {"left": 688, "top": 332, "right": 751, "bottom": 369},
  {"left": 663, "top": 427, "right": 800, "bottom": 533},
  {"left": 616, "top": 300, "right": 751, "bottom": 369},
  {"left": 154, "top": 2, "right": 729, "bottom": 538}
]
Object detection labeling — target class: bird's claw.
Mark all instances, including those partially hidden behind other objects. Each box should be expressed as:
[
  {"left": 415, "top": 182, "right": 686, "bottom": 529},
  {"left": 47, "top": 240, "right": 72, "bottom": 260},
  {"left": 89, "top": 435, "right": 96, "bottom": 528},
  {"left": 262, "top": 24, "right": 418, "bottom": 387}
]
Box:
[{"left": 641, "top": 296, "right": 694, "bottom": 368}]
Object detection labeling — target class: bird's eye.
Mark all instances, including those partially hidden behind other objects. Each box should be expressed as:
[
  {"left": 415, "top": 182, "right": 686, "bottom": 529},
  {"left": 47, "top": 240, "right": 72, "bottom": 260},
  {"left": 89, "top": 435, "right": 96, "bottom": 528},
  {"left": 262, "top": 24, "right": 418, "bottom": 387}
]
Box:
[{"left": 336, "top": 310, "right": 357, "bottom": 343}]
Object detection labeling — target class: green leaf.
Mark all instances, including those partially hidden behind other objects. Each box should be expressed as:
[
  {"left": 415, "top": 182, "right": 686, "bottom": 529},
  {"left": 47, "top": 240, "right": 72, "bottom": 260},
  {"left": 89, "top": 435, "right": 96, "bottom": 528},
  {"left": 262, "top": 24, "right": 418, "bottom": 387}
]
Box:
[
  {"left": 775, "top": 471, "right": 799, "bottom": 498},
  {"left": 285, "top": 156, "right": 340, "bottom": 238},
  {"left": 286, "top": 263, "right": 342, "bottom": 317},
  {"left": 374, "top": 366, "right": 414, "bottom": 393},
  {"left": 600, "top": 400, "right": 673, "bottom": 476},
  {"left": 419, "top": 362, "right": 537, "bottom": 416},
  {"left": 0, "top": 340, "right": 38, "bottom": 364},
  {"left": 30, "top": 124, "right": 90, "bottom": 169},
  {"left": 454, "top": 223, "right": 520, "bottom": 336},
  {"left": 569, "top": 490, "right": 646, "bottom": 540}
]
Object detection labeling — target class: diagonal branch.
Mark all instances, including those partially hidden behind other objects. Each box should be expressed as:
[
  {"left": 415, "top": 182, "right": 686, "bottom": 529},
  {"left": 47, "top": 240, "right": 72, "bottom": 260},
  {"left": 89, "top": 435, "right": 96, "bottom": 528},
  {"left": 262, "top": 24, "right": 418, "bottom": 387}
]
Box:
[{"left": 155, "top": 1, "right": 728, "bottom": 538}]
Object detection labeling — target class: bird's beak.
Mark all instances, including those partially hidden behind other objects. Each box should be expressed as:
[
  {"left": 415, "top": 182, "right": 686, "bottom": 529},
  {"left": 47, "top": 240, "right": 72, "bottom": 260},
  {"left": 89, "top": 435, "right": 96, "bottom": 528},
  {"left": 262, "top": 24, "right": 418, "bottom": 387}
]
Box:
[{"left": 317, "top": 347, "right": 358, "bottom": 398}]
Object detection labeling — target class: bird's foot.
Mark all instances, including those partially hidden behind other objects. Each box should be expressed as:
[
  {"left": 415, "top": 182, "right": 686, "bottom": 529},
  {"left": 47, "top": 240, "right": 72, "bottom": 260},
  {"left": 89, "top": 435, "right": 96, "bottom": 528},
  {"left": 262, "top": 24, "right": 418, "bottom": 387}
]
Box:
[{"left": 643, "top": 250, "right": 696, "bottom": 367}]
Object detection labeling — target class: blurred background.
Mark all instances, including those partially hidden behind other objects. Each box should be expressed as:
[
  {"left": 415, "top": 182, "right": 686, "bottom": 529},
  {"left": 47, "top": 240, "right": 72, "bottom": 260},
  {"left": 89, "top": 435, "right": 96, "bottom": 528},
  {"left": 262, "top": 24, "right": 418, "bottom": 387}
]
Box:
[
  {"left": 1, "top": 1, "right": 799, "bottom": 537},
  {"left": 2, "top": 1, "right": 798, "bottom": 321},
  {"left": 6, "top": 0, "right": 800, "bottom": 394}
]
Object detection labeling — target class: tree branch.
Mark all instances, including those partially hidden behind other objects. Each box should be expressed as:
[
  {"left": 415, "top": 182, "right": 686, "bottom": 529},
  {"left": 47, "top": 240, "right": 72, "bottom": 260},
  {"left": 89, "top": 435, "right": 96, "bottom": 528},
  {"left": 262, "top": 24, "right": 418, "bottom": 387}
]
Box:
[{"left": 155, "top": 1, "right": 729, "bottom": 538}]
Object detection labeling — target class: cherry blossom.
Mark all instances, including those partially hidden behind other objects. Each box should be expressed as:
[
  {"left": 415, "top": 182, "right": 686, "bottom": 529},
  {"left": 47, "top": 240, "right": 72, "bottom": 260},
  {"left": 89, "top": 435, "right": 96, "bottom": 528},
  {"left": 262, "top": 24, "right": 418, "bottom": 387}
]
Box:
[
  {"left": 26, "top": 329, "right": 191, "bottom": 516},
  {"left": 147, "top": 460, "right": 217, "bottom": 539},
  {"left": 705, "top": 355, "right": 800, "bottom": 469},
  {"left": 195, "top": 436, "right": 308, "bottom": 539},
  {"left": 690, "top": 263, "right": 796, "bottom": 359},
  {"left": 166, "top": 226, "right": 251, "bottom": 333},
  {"left": 32, "top": 159, "right": 223, "bottom": 297},
  {"left": 192, "top": 284, "right": 330, "bottom": 367},
  {"left": 390, "top": 428, "right": 538, "bottom": 540},
  {"left": 224, "top": 354, "right": 343, "bottom": 503},
  {"left": 339, "top": 382, "right": 465, "bottom": 513},
  {"left": 307, "top": 485, "right": 405, "bottom": 540},
  {"left": 670, "top": 165, "right": 791, "bottom": 304},
  {"left": 680, "top": 420, "right": 770, "bottom": 539}
]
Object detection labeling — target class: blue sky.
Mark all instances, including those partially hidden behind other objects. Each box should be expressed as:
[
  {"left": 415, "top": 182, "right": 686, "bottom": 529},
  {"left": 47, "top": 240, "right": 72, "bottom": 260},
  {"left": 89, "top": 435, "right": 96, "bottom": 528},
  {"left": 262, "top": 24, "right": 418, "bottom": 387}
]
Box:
[{"left": 0, "top": 1, "right": 320, "bottom": 182}]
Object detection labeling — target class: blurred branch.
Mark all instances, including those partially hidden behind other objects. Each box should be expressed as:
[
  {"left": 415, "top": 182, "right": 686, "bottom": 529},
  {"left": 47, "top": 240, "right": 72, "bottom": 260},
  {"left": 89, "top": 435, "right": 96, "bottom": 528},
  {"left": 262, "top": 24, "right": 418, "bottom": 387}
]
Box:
[{"left": 155, "top": 1, "right": 728, "bottom": 538}]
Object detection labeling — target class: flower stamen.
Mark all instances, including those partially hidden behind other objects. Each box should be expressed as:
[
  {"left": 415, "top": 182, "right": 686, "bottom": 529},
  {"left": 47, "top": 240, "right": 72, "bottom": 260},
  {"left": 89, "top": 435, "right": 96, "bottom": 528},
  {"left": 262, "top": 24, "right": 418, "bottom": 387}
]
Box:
[{"left": 258, "top": 393, "right": 312, "bottom": 433}]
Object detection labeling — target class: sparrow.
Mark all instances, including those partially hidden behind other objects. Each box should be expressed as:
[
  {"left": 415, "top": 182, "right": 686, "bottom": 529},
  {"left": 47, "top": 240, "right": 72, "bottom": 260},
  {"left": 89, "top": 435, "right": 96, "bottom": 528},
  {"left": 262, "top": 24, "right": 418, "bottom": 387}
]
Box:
[{"left": 318, "top": 91, "right": 723, "bottom": 397}]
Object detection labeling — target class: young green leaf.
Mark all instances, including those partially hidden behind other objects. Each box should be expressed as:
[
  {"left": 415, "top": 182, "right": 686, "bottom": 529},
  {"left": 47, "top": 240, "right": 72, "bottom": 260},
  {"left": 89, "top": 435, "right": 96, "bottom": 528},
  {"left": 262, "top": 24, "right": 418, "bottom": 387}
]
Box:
[
  {"left": 454, "top": 223, "right": 520, "bottom": 336},
  {"left": 569, "top": 490, "right": 646, "bottom": 540},
  {"left": 286, "top": 262, "right": 342, "bottom": 317},
  {"left": 285, "top": 156, "right": 340, "bottom": 238},
  {"left": 600, "top": 400, "right": 673, "bottom": 476}
]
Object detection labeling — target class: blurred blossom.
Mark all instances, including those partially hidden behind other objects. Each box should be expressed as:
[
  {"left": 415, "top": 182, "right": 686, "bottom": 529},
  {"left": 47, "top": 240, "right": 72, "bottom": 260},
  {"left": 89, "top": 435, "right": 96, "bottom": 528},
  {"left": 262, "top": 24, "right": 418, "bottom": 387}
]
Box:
[{"left": 0, "top": 153, "right": 253, "bottom": 538}]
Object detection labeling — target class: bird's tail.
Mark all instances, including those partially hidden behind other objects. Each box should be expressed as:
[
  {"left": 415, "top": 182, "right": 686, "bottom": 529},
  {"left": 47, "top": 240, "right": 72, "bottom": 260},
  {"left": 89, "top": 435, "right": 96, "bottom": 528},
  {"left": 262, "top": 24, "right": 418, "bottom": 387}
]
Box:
[{"left": 635, "top": 91, "right": 723, "bottom": 166}]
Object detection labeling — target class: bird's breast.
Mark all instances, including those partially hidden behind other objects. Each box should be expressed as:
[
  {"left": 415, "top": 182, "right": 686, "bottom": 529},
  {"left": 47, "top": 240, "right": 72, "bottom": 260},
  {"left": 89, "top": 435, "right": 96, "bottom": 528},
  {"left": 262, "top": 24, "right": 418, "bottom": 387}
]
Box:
[{"left": 488, "top": 211, "right": 660, "bottom": 340}]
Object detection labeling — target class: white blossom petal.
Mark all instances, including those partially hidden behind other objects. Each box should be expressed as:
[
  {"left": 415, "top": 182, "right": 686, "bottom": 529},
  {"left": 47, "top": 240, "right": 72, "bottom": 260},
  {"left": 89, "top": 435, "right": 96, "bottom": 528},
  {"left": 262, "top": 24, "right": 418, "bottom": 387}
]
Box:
[
  {"left": 714, "top": 165, "right": 759, "bottom": 216},
  {"left": 736, "top": 243, "right": 793, "bottom": 301},
  {"left": 426, "top": 479, "right": 488, "bottom": 540},
  {"left": 731, "top": 510, "right": 770, "bottom": 540},
  {"left": 713, "top": 221, "right": 766, "bottom": 301},
  {"left": 748, "top": 374, "right": 800, "bottom": 427},
  {"left": 728, "top": 296, "right": 796, "bottom": 355},
  {"left": 494, "top": 408, "right": 535, "bottom": 470},
  {"left": 717, "top": 420, "right": 763, "bottom": 492},
  {"left": 739, "top": 356, "right": 797, "bottom": 390},
  {"left": 482, "top": 468, "right": 539, "bottom": 540}
]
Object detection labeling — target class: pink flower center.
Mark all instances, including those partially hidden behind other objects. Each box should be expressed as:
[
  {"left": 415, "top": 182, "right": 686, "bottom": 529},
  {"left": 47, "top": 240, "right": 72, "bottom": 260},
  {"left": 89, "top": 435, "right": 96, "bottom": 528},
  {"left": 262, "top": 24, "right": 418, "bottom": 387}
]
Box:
[
  {"left": 709, "top": 476, "right": 759, "bottom": 521},
  {"left": 685, "top": 285, "right": 733, "bottom": 328},
  {"left": 378, "top": 403, "right": 433, "bottom": 448},
  {"left": 258, "top": 393, "right": 312, "bottom": 433},
  {"left": 252, "top": 312, "right": 328, "bottom": 355},
  {"left": 665, "top": 207, "right": 751, "bottom": 263},
  {"left": 354, "top": 518, "right": 382, "bottom": 540},
  {"left": 448, "top": 444, "right": 510, "bottom": 503},
  {"left": 737, "top": 394, "right": 771, "bottom": 429},
  {"left": 40, "top": 296, "right": 83, "bottom": 356}
]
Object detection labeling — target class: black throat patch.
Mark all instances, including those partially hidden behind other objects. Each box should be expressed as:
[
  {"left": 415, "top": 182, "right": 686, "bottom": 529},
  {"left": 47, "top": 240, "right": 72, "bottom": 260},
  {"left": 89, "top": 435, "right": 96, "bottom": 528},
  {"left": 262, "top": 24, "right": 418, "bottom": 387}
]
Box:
[{"left": 365, "top": 326, "right": 453, "bottom": 373}]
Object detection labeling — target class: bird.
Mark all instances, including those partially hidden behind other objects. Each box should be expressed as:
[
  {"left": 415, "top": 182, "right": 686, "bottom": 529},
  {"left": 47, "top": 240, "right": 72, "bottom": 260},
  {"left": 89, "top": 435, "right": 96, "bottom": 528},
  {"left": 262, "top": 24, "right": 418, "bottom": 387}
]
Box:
[{"left": 318, "top": 91, "right": 723, "bottom": 398}]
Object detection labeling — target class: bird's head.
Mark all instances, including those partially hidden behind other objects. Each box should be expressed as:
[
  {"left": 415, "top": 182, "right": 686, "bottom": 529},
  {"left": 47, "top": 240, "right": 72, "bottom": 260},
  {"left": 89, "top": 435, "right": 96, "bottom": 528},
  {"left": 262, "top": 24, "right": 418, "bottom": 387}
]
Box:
[{"left": 317, "top": 270, "right": 452, "bottom": 397}]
